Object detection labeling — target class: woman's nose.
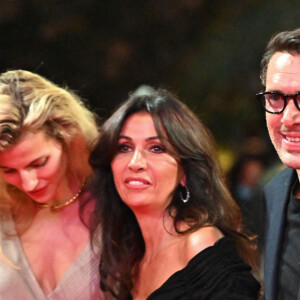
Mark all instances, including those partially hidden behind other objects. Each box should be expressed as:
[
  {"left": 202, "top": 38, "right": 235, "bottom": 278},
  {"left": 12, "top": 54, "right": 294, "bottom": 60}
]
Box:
[
  {"left": 128, "top": 150, "right": 147, "bottom": 171},
  {"left": 20, "top": 170, "right": 38, "bottom": 192}
]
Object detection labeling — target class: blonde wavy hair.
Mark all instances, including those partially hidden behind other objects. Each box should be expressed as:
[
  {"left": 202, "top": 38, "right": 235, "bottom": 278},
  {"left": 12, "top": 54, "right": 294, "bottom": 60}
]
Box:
[
  {"left": 0, "top": 69, "right": 99, "bottom": 224},
  {"left": 0, "top": 69, "right": 98, "bottom": 151}
]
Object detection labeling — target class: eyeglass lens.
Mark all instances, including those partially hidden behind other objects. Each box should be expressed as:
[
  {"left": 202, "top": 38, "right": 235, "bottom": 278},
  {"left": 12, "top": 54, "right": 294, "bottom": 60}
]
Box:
[{"left": 264, "top": 93, "right": 300, "bottom": 113}]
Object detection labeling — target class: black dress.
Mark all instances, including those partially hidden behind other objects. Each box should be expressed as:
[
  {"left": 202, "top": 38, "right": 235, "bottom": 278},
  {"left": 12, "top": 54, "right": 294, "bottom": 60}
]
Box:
[{"left": 127, "top": 237, "right": 260, "bottom": 300}]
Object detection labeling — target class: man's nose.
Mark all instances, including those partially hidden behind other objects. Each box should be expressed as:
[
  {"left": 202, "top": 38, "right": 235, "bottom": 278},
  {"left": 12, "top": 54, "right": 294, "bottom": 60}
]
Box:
[{"left": 281, "top": 98, "right": 300, "bottom": 127}]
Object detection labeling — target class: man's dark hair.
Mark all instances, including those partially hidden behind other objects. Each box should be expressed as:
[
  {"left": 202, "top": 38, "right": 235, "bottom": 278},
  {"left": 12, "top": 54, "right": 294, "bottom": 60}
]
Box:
[{"left": 260, "top": 28, "right": 300, "bottom": 86}]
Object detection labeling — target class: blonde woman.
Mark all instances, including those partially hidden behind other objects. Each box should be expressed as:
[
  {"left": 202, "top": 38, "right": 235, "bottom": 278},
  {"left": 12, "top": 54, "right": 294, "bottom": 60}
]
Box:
[{"left": 0, "top": 70, "right": 102, "bottom": 299}]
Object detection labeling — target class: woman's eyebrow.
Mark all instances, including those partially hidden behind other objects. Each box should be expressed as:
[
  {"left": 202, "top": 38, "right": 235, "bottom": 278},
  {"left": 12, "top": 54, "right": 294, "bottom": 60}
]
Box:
[
  {"left": 0, "top": 156, "right": 45, "bottom": 169},
  {"left": 118, "top": 135, "right": 161, "bottom": 141},
  {"left": 118, "top": 135, "right": 131, "bottom": 140},
  {"left": 0, "top": 165, "right": 11, "bottom": 169}
]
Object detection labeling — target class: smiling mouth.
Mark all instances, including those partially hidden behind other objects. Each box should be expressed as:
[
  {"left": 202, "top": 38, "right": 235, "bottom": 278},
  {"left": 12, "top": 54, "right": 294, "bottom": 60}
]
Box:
[
  {"left": 127, "top": 180, "right": 149, "bottom": 185},
  {"left": 29, "top": 185, "right": 47, "bottom": 195},
  {"left": 125, "top": 178, "right": 151, "bottom": 188},
  {"left": 285, "top": 136, "right": 300, "bottom": 142}
]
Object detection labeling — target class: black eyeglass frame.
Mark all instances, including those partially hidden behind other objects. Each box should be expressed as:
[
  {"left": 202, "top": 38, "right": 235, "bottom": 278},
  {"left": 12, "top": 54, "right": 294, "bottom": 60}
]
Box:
[{"left": 256, "top": 91, "right": 300, "bottom": 114}]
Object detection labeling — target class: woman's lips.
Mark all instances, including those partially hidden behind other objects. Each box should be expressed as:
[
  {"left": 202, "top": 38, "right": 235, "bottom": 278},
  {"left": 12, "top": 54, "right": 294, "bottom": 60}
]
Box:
[
  {"left": 125, "top": 178, "right": 150, "bottom": 188},
  {"left": 28, "top": 185, "right": 48, "bottom": 197}
]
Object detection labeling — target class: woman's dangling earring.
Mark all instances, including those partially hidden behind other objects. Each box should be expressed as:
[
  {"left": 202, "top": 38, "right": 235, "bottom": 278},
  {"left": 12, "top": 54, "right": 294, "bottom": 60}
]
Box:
[{"left": 180, "top": 185, "right": 190, "bottom": 203}]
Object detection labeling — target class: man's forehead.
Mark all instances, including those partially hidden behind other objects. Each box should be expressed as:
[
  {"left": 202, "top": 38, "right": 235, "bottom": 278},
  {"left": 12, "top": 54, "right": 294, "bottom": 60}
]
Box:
[
  {"left": 268, "top": 52, "right": 300, "bottom": 74},
  {"left": 266, "top": 52, "right": 300, "bottom": 90}
]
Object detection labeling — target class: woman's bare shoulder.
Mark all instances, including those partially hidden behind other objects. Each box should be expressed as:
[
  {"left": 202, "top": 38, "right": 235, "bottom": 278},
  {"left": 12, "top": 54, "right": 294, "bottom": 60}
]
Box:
[{"left": 184, "top": 226, "right": 224, "bottom": 261}]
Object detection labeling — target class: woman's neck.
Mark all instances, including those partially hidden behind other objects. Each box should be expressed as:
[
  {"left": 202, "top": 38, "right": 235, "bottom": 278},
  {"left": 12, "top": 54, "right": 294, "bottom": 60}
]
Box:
[{"left": 135, "top": 210, "right": 178, "bottom": 259}]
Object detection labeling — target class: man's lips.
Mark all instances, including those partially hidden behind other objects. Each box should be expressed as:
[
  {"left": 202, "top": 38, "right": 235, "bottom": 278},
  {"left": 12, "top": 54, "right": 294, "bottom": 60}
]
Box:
[
  {"left": 282, "top": 130, "right": 300, "bottom": 142},
  {"left": 285, "top": 136, "right": 300, "bottom": 142},
  {"left": 281, "top": 132, "right": 300, "bottom": 150}
]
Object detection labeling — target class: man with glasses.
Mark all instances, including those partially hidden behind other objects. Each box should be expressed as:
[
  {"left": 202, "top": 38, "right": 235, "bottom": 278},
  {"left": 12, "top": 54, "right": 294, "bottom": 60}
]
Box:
[{"left": 257, "top": 28, "right": 300, "bottom": 300}]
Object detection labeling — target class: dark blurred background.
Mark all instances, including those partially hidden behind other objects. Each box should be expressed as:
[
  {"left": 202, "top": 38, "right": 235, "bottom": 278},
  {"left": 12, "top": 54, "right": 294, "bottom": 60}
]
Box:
[{"left": 1, "top": 0, "right": 299, "bottom": 171}]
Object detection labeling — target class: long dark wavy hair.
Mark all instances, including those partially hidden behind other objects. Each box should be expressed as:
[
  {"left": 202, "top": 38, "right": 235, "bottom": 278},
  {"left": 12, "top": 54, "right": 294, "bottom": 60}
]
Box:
[{"left": 89, "top": 88, "right": 258, "bottom": 299}]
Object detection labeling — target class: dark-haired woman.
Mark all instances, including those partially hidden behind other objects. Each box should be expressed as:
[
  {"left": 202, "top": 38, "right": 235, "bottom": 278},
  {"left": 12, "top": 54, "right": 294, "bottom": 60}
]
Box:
[{"left": 90, "top": 88, "right": 261, "bottom": 299}]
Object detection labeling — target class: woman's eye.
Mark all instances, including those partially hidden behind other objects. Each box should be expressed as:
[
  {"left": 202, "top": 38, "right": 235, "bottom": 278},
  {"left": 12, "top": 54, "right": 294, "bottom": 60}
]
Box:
[
  {"left": 150, "top": 144, "right": 166, "bottom": 153},
  {"left": 32, "top": 157, "right": 48, "bottom": 168},
  {"left": 3, "top": 169, "right": 16, "bottom": 174},
  {"left": 118, "top": 144, "right": 132, "bottom": 153}
]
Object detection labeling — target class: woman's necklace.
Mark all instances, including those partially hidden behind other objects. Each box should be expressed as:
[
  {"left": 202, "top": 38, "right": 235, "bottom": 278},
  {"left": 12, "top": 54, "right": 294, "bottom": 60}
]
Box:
[{"left": 33, "top": 181, "right": 85, "bottom": 213}]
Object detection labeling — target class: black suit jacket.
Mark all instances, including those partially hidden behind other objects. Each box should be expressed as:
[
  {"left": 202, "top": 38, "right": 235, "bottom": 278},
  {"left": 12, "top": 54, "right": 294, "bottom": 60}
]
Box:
[{"left": 263, "top": 167, "right": 300, "bottom": 300}]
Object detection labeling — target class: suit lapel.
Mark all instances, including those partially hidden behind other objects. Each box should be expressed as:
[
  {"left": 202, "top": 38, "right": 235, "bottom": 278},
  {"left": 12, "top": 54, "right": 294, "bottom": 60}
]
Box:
[{"left": 263, "top": 167, "right": 296, "bottom": 300}]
